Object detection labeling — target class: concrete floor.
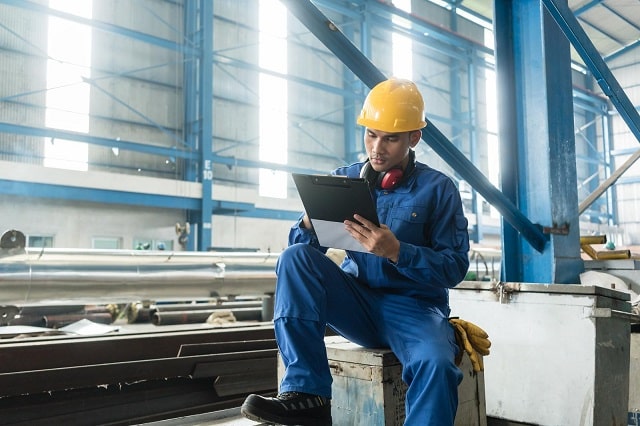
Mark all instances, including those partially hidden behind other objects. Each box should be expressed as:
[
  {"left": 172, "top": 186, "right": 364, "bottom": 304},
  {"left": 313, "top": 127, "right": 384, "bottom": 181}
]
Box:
[{"left": 139, "top": 407, "right": 265, "bottom": 426}]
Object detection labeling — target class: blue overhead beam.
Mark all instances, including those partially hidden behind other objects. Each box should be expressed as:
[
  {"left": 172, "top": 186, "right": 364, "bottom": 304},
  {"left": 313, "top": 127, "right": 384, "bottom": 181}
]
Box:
[
  {"left": 213, "top": 53, "right": 357, "bottom": 98},
  {"left": 605, "top": 39, "right": 640, "bottom": 63},
  {"left": 362, "top": 0, "right": 493, "bottom": 57},
  {"left": 0, "top": 179, "right": 201, "bottom": 210},
  {"left": 213, "top": 201, "right": 300, "bottom": 221},
  {"left": 0, "top": 122, "right": 196, "bottom": 160},
  {"left": 364, "top": 14, "right": 481, "bottom": 63},
  {"left": 542, "top": 0, "right": 640, "bottom": 144},
  {"left": 0, "top": 0, "right": 196, "bottom": 55},
  {"left": 0, "top": 179, "right": 302, "bottom": 221},
  {"left": 281, "top": 0, "right": 548, "bottom": 252},
  {"left": 602, "top": 2, "right": 640, "bottom": 32},
  {"left": 572, "top": 0, "right": 605, "bottom": 16},
  {"left": 0, "top": 118, "right": 321, "bottom": 174}
]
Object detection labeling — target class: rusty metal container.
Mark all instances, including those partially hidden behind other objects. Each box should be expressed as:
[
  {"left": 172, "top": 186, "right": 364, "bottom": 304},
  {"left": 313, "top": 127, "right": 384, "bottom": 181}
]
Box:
[{"left": 278, "top": 336, "right": 486, "bottom": 425}]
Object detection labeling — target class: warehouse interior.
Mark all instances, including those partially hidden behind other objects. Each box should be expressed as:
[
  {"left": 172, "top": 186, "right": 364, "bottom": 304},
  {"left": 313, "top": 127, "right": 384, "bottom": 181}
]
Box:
[{"left": 1, "top": 0, "right": 640, "bottom": 425}]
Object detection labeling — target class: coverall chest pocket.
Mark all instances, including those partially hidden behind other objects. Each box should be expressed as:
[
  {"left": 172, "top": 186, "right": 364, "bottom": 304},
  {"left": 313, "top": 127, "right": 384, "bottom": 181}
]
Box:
[{"left": 389, "top": 206, "right": 428, "bottom": 245}]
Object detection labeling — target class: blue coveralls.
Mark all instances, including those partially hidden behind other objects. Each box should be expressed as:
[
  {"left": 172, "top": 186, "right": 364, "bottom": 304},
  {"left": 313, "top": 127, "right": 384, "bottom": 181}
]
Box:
[{"left": 274, "top": 160, "right": 470, "bottom": 425}]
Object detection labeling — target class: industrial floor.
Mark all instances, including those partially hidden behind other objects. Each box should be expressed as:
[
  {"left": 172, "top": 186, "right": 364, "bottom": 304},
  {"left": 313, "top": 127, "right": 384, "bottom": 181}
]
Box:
[
  {"left": 140, "top": 409, "right": 517, "bottom": 426},
  {"left": 140, "top": 407, "right": 265, "bottom": 426}
]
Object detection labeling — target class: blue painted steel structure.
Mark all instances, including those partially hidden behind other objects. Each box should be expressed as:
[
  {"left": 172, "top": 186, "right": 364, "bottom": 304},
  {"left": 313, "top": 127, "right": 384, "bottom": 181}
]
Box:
[
  {"left": 494, "top": 0, "right": 583, "bottom": 283},
  {"left": 281, "top": 0, "right": 549, "bottom": 254},
  {"left": 0, "top": 0, "right": 633, "bottom": 268},
  {"left": 193, "top": 0, "right": 214, "bottom": 251},
  {"left": 542, "top": 0, "right": 640, "bottom": 145}
]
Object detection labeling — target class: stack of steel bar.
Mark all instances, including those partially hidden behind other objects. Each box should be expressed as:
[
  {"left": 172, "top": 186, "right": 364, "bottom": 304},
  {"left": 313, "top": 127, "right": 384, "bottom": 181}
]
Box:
[
  {"left": 150, "top": 300, "right": 263, "bottom": 325},
  {"left": 0, "top": 324, "right": 277, "bottom": 424},
  {"left": 126, "top": 298, "right": 268, "bottom": 325},
  {"left": 3, "top": 304, "right": 116, "bottom": 328}
]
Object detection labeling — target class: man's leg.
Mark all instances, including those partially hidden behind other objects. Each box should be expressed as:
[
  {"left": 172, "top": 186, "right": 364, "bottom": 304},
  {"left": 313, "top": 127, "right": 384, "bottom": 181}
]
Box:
[
  {"left": 382, "top": 295, "right": 462, "bottom": 426},
  {"left": 274, "top": 243, "right": 384, "bottom": 395},
  {"left": 241, "top": 244, "right": 382, "bottom": 425}
]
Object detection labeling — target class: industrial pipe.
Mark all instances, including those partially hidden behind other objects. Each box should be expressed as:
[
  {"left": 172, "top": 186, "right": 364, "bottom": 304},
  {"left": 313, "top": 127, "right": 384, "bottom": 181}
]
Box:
[{"left": 0, "top": 248, "right": 278, "bottom": 303}]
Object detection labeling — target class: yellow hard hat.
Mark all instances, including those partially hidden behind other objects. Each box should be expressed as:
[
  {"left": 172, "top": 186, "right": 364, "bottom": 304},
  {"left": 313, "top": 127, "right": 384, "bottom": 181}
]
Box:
[{"left": 357, "top": 78, "right": 427, "bottom": 132}]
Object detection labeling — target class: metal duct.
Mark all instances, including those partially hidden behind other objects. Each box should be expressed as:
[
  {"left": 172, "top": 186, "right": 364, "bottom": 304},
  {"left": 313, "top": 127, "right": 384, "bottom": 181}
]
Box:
[{"left": 0, "top": 248, "right": 278, "bottom": 304}]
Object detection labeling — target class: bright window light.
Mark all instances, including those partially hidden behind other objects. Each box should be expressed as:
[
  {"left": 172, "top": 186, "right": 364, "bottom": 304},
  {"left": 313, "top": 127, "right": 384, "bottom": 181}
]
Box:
[
  {"left": 258, "top": 1, "right": 288, "bottom": 199},
  {"left": 484, "top": 28, "right": 500, "bottom": 219},
  {"left": 44, "top": 0, "right": 92, "bottom": 171},
  {"left": 392, "top": 0, "right": 413, "bottom": 79}
]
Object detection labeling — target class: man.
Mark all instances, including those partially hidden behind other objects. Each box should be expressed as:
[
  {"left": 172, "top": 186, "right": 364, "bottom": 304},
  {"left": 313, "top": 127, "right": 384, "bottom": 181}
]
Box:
[{"left": 241, "top": 78, "right": 470, "bottom": 425}]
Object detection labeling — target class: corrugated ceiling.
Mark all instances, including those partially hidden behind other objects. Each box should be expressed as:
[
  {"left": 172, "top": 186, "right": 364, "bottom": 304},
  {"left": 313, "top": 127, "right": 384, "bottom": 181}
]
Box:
[{"left": 455, "top": 0, "right": 640, "bottom": 66}]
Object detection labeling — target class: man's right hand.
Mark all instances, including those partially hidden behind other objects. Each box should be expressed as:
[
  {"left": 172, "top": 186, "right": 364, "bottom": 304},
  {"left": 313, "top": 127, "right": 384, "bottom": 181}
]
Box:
[{"left": 301, "top": 214, "right": 313, "bottom": 229}]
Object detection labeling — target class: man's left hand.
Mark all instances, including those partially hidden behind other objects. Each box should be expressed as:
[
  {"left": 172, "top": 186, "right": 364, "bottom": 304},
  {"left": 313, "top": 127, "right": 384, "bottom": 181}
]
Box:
[{"left": 344, "top": 214, "right": 400, "bottom": 262}]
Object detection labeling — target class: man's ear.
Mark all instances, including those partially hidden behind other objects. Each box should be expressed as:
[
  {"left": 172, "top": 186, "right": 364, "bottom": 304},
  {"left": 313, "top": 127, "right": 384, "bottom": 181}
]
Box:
[{"left": 410, "top": 130, "right": 422, "bottom": 147}]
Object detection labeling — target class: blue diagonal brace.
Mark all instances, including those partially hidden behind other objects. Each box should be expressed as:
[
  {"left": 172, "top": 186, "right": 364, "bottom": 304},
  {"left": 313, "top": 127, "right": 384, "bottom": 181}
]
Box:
[
  {"left": 542, "top": 0, "right": 640, "bottom": 144},
  {"left": 281, "top": 0, "right": 548, "bottom": 252}
]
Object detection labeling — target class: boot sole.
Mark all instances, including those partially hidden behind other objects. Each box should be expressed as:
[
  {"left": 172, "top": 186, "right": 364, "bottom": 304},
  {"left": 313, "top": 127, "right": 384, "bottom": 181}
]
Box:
[{"left": 240, "top": 400, "right": 331, "bottom": 426}]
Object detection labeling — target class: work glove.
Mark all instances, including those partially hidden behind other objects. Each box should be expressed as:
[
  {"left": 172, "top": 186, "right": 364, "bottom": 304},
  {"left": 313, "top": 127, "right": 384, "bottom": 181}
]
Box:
[{"left": 449, "top": 318, "right": 491, "bottom": 373}]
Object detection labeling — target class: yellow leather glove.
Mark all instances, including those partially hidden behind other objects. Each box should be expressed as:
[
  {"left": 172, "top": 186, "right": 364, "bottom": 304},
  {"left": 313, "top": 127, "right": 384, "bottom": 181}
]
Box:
[{"left": 449, "top": 318, "right": 491, "bottom": 372}]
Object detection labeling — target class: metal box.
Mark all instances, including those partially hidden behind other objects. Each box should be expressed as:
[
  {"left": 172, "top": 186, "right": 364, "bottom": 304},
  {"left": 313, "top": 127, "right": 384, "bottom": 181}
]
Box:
[
  {"left": 630, "top": 332, "right": 640, "bottom": 425},
  {"left": 583, "top": 259, "right": 640, "bottom": 296},
  {"left": 449, "top": 282, "right": 631, "bottom": 426},
  {"left": 278, "top": 336, "right": 487, "bottom": 426}
]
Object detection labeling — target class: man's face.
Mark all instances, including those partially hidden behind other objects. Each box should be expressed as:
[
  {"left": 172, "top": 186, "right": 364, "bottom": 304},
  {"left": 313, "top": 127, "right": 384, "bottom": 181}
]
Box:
[{"left": 364, "top": 128, "right": 421, "bottom": 172}]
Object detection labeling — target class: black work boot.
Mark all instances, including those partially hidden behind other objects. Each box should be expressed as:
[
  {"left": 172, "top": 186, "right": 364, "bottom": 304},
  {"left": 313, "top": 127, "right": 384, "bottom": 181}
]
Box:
[{"left": 240, "top": 391, "right": 332, "bottom": 425}]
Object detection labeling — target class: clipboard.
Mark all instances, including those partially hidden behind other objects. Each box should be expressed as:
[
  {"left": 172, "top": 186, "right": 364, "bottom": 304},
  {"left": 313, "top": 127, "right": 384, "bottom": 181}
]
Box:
[{"left": 292, "top": 173, "right": 379, "bottom": 252}]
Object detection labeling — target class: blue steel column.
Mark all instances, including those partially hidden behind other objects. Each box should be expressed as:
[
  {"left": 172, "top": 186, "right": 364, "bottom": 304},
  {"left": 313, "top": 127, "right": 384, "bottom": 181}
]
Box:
[
  {"left": 584, "top": 78, "right": 602, "bottom": 224},
  {"left": 183, "top": 1, "right": 197, "bottom": 251},
  {"left": 342, "top": 13, "right": 358, "bottom": 163},
  {"left": 184, "top": 1, "right": 212, "bottom": 251},
  {"left": 602, "top": 110, "right": 616, "bottom": 226},
  {"left": 467, "top": 60, "right": 482, "bottom": 243},
  {"left": 351, "top": 2, "right": 371, "bottom": 161},
  {"left": 184, "top": 1, "right": 213, "bottom": 251},
  {"left": 197, "top": 0, "right": 213, "bottom": 251},
  {"left": 494, "top": 0, "right": 582, "bottom": 283}
]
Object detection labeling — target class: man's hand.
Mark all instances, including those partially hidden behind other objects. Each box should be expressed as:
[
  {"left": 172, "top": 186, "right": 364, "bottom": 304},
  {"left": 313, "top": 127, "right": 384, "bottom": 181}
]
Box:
[
  {"left": 344, "top": 214, "right": 400, "bottom": 262},
  {"left": 301, "top": 213, "right": 312, "bottom": 230}
]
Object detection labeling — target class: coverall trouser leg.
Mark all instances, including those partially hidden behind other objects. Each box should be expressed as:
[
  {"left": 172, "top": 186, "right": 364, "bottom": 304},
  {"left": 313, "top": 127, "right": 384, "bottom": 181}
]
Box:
[{"left": 274, "top": 243, "right": 462, "bottom": 425}]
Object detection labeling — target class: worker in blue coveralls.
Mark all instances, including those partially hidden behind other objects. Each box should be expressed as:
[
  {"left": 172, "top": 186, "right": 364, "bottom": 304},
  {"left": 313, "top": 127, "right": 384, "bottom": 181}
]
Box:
[{"left": 241, "top": 78, "right": 470, "bottom": 426}]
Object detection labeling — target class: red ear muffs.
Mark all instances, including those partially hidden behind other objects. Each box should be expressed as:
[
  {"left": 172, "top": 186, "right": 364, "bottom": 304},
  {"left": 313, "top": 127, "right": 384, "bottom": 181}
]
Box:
[
  {"left": 360, "top": 150, "right": 416, "bottom": 190},
  {"left": 379, "top": 167, "right": 404, "bottom": 189}
]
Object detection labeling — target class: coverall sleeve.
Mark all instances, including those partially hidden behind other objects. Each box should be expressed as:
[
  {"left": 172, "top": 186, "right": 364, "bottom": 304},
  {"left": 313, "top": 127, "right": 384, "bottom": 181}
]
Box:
[
  {"left": 391, "top": 183, "right": 470, "bottom": 288},
  {"left": 287, "top": 213, "right": 327, "bottom": 253}
]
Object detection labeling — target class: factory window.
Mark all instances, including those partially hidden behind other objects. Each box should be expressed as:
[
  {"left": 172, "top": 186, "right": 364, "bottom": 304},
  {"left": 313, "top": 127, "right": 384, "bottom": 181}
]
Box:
[
  {"left": 92, "top": 237, "right": 122, "bottom": 250},
  {"left": 484, "top": 28, "right": 500, "bottom": 220},
  {"left": 258, "top": 0, "right": 288, "bottom": 199},
  {"left": 392, "top": 0, "right": 413, "bottom": 79},
  {"left": 43, "top": 1, "right": 92, "bottom": 171},
  {"left": 28, "top": 235, "right": 54, "bottom": 248}
]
